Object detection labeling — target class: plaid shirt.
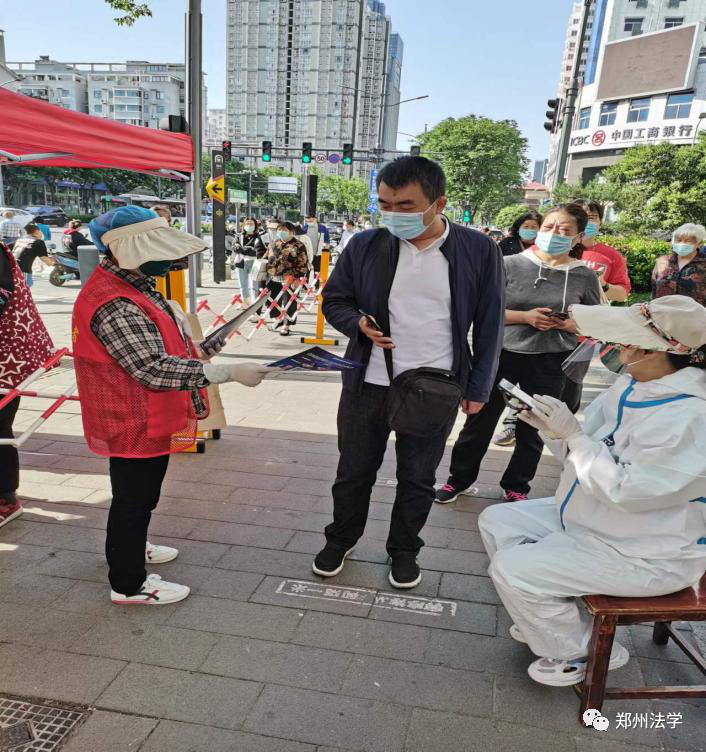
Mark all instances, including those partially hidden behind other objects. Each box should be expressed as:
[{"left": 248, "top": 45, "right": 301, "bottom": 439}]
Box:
[
  {"left": 90, "top": 259, "right": 208, "bottom": 416},
  {"left": 0, "top": 219, "right": 23, "bottom": 242}
]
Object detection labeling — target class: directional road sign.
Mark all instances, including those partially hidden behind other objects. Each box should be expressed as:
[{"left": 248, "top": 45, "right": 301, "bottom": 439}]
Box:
[{"left": 206, "top": 175, "right": 225, "bottom": 204}]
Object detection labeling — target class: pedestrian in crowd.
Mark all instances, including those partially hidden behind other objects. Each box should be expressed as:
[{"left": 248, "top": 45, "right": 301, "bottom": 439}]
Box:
[
  {"left": 480, "top": 295, "right": 706, "bottom": 687},
  {"left": 652, "top": 223, "right": 706, "bottom": 306},
  {"left": 150, "top": 205, "right": 173, "bottom": 224},
  {"left": 339, "top": 220, "right": 357, "bottom": 251},
  {"left": 0, "top": 211, "right": 23, "bottom": 249},
  {"left": 482, "top": 226, "right": 491, "bottom": 236},
  {"left": 264, "top": 218, "right": 280, "bottom": 246},
  {"left": 316, "top": 156, "right": 505, "bottom": 589},
  {"left": 234, "top": 217, "right": 268, "bottom": 304},
  {"left": 0, "top": 241, "right": 54, "bottom": 528},
  {"left": 498, "top": 211, "right": 543, "bottom": 257},
  {"left": 570, "top": 200, "right": 630, "bottom": 303},
  {"left": 35, "top": 221, "right": 52, "bottom": 241},
  {"left": 62, "top": 219, "right": 92, "bottom": 258},
  {"left": 74, "top": 206, "right": 272, "bottom": 605},
  {"left": 266, "top": 221, "right": 310, "bottom": 337},
  {"left": 12, "top": 224, "right": 54, "bottom": 287},
  {"left": 303, "top": 214, "right": 330, "bottom": 280},
  {"left": 436, "top": 203, "right": 602, "bottom": 505}
]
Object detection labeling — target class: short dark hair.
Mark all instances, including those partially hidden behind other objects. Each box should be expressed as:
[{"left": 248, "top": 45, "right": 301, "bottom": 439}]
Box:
[
  {"left": 376, "top": 156, "right": 446, "bottom": 203},
  {"left": 278, "top": 221, "right": 297, "bottom": 233},
  {"left": 571, "top": 199, "right": 604, "bottom": 221},
  {"left": 509, "top": 211, "right": 543, "bottom": 238},
  {"left": 68, "top": 219, "right": 82, "bottom": 229},
  {"left": 667, "top": 347, "right": 706, "bottom": 372},
  {"left": 24, "top": 223, "right": 39, "bottom": 234},
  {"left": 543, "top": 203, "right": 589, "bottom": 234}
]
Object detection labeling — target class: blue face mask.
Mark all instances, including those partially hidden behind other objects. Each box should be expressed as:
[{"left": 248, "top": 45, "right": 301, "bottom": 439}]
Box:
[
  {"left": 277, "top": 231, "right": 291, "bottom": 242},
  {"left": 672, "top": 242, "right": 696, "bottom": 257},
  {"left": 518, "top": 228, "right": 538, "bottom": 242},
  {"left": 535, "top": 231, "right": 574, "bottom": 256},
  {"left": 381, "top": 203, "right": 434, "bottom": 240},
  {"left": 583, "top": 221, "right": 599, "bottom": 239}
]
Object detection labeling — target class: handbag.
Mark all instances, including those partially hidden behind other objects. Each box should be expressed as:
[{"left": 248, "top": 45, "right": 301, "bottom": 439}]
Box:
[
  {"left": 251, "top": 257, "right": 269, "bottom": 282},
  {"left": 374, "top": 229, "right": 463, "bottom": 437}
]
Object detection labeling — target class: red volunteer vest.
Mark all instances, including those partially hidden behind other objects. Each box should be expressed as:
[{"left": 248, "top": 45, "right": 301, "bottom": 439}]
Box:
[
  {"left": 0, "top": 245, "right": 54, "bottom": 389},
  {"left": 72, "top": 265, "right": 208, "bottom": 458}
]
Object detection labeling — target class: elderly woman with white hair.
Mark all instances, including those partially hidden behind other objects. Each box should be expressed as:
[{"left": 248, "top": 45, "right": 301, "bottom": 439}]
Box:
[{"left": 652, "top": 222, "right": 706, "bottom": 305}]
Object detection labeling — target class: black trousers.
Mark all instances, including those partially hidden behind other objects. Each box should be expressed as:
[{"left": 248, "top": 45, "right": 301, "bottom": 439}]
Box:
[
  {"left": 0, "top": 396, "right": 20, "bottom": 497},
  {"left": 325, "top": 384, "right": 454, "bottom": 556},
  {"left": 107, "top": 454, "right": 170, "bottom": 596},
  {"left": 312, "top": 255, "right": 322, "bottom": 275},
  {"left": 449, "top": 350, "right": 568, "bottom": 495},
  {"left": 266, "top": 280, "right": 298, "bottom": 322}
]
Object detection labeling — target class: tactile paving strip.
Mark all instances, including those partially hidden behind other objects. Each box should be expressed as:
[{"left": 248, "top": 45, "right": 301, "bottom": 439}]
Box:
[{"left": 0, "top": 697, "right": 89, "bottom": 752}]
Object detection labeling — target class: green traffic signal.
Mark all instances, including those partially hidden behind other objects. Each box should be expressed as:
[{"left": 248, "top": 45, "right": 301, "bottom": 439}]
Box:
[
  {"left": 463, "top": 208, "right": 472, "bottom": 223},
  {"left": 262, "top": 140, "right": 272, "bottom": 162},
  {"left": 342, "top": 143, "right": 353, "bottom": 165},
  {"left": 302, "top": 142, "right": 313, "bottom": 163}
]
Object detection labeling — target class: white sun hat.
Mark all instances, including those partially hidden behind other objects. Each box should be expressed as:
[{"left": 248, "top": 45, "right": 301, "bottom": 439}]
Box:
[
  {"left": 570, "top": 295, "right": 706, "bottom": 353},
  {"left": 89, "top": 206, "right": 206, "bottom": 269}
]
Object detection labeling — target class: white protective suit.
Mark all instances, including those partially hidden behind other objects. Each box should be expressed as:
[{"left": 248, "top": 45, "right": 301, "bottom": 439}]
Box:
[{"left": 479, "top": 367, "right": 706, "bottom": 660}]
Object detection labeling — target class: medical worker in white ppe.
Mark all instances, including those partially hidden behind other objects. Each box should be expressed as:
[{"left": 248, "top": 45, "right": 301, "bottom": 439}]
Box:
[{"left": 478, "top": 295, "right": 706, "bottom": 687}]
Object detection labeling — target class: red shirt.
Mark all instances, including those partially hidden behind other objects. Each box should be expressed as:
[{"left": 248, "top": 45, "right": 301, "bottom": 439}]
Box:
[{"left": 581, "top": 242, "right": 631, "bottom": 293}]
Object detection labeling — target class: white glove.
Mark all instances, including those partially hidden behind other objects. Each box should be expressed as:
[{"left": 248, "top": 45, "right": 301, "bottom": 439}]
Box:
[
  {"left": 197, "top": 335, "right": 227, "bottom": 359},
  {"left": 202, "top": 362, "right": 273, "bottom": 387},
  {"left": 528, "top": 394, "right": 582, "bottom": 441}
]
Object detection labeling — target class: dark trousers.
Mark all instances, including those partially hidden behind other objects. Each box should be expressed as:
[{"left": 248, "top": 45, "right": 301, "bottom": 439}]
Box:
[
  {"left": 0, "top": 397, "right": 20, "bottom": 497},
  {"left": 325, "top": 384, "right": 454, "bottom": 556},
  {"left": 561, "top": 377, "right": 583, "bottom": 414},
  {"left": 449, "top": 350, "right": 568, "bottom": 495},
  {"left": 266, "top": 280, "right": 298, "bottom": 322},
  {"left": 107, "top": 454, "right": 170, "bottom": 596},
  {"left": 312, "top": 255, "right": 322, "bottom": 275}
]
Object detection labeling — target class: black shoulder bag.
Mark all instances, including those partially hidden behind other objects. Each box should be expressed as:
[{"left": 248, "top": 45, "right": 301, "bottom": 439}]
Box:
[{"left": 375, "top": 229, "right": 463, "bottom": 437}]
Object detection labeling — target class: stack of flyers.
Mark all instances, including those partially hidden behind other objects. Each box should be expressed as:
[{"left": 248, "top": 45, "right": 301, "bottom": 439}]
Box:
[{"left": 267, "top": 347, "right": 364, "bottom": 372}]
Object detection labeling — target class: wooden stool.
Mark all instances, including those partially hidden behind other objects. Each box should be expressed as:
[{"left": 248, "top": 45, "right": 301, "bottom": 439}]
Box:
[{"left": 575, "top": 573, "right": 706, "bottom": 725}]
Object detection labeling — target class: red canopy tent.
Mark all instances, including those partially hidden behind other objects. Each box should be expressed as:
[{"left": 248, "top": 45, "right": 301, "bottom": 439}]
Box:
[{"left": 0, "top": 87, "right": 193, "bottom": 178}]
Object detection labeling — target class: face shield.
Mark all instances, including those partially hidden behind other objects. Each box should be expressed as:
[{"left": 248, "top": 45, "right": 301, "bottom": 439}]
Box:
[{"left": 561, "top": 339, "right": 629, "bottom": 382}]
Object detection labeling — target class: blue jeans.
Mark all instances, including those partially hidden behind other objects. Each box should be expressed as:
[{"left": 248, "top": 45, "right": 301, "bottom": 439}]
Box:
[{"left": 236, "top": 257, "right": 257, "bottom": 301}]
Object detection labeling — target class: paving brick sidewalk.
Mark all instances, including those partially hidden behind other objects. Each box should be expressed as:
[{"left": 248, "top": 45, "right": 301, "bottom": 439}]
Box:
[{"left": 1, "top": 270, "right": 703, "bottom": 751}]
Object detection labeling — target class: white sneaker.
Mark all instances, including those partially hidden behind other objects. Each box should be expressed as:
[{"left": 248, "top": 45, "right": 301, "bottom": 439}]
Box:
[
  {"left": 110, "top": 573, "right": 190, "bottom": 605},
  {"left": 528, "top": 641, "right": 630, "bottom": 687},
  {"left": 145, "top": 541, "right": 178, "bottom": 564},
  {"left": 509, "top": 624, "right": 527, "bottom": 643}
]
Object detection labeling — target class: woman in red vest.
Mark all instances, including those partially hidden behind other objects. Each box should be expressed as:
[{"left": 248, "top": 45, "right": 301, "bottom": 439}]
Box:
[
  {"left": 75, "top": 207, "right": 272, "bottom": 605},
  {"left": 0, "top": 242, "right": 55, "bottom": 527}
]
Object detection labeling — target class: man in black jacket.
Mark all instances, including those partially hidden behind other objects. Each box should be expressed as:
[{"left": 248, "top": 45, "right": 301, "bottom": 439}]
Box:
[{"left": 314, "top": 157, "right": 505, "bottom": 588}]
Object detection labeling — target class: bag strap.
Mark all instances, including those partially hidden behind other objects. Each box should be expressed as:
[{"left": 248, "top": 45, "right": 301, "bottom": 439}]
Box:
[{"left": 374, "top": 229, "right": 397, "bottom": 383}]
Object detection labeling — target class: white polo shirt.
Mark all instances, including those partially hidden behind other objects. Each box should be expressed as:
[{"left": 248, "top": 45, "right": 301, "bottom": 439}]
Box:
[{"left": 365, "top": 219, "right": 453, "bottom": 386}]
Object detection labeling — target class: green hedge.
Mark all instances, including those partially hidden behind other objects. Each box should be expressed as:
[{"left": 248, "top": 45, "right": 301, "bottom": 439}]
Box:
[{"left": 598, "top": 233, "right": 671, "bottom": 292}]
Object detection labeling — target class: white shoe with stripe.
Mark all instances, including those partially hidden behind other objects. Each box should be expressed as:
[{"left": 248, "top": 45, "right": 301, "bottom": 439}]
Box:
[
  {"left": 145, "top": 541, "right": 178, "bottom": 564},
  {"left": 110, "top": 574, "right": 190, "bottom": 605}
]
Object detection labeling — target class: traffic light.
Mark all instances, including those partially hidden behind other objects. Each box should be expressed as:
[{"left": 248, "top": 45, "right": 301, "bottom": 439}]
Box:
[
  {"left": 544, "top": 99, "right": 560, "bottom": 133},
  {"left": 261, "top": 140, "right": 272, "bottom": 162},
  {"left": 462, "top": 206, "right": 473, "bottom": 224},
  {"left": 302, "top": 142, "right": 313, "bottom": 164},
  {"left": 410, "top": 145, "right": 421, "bottom": 157},
  {"left": 222, "top": 140, "right": 231, "bottom": 162},
  {"left": 342, "top": 143, "right": 354, "bottom": 165}
]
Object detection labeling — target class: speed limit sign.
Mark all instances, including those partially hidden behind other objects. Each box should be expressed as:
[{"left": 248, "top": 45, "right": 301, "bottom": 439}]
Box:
[{"left": 314, "top": 154, "right": 327, "bottom": 164}]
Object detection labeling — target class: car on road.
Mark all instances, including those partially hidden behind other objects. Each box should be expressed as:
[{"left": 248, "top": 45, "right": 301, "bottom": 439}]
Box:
[
  {"left": 0, "top": 207, "right": 34, "bottom": 227},
  {"left": 24, "top": 206, "right": 69, "bottom": 226}
]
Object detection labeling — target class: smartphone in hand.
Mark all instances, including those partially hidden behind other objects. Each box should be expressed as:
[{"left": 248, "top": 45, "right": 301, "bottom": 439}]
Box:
[{"left": 359, "top": 310, "right": 382, "bottom": 331}]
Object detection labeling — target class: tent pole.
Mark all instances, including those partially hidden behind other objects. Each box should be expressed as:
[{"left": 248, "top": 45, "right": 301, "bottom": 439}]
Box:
[{"left": 185, "top": 0, "right": 203, "bottom": 314}]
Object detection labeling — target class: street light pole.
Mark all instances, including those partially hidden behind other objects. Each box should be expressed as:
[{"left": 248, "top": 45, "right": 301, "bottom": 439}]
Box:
[
  {"left": 185, "top": 0, "right": 203, "bottom": 312},
  {"left": 555, "top": 0, "right": 593, "bottom": 187}
]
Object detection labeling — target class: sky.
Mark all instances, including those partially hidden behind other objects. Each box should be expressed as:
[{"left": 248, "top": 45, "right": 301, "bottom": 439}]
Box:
[{"left": 0, "top": 0, "right": 575, "bottom": 164}]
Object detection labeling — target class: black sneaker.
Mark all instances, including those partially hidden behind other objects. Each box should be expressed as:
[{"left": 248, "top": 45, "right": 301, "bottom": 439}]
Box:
[
  {"left": 435, "top": 481, "right": 472, "bottom": 504},
  {"left": 312, "top": 544, "right": 354, "bottom": 577},
  {"left": 388, "top": 553, "right": 422, "bottom": 589}
]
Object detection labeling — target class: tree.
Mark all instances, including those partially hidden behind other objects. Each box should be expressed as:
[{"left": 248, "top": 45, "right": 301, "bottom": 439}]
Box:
[
  {"left": 105, "top": 0, "right": 152, "bottom": 26},
  {"left": 594, "top": 136, "right": 706, "bottom": 232},
  {"left": 416, "top": 115, "right": 528, "bottom": 223},
  {"left": 494, "top": 204, "right": 531, "bottom": 230},
  {"left": 317, "top": 175, "right": 369, "bottom": 215}
]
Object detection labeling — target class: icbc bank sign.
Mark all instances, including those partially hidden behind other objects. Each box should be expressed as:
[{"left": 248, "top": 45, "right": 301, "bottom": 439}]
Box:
[{"left": 570, "top": 130, "right": 607, "bottom": 150}]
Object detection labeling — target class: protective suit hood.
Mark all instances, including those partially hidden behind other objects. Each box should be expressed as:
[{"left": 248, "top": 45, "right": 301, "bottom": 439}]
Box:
[{"left": 621, "top": 367, "right": 706, "bottom": 401}]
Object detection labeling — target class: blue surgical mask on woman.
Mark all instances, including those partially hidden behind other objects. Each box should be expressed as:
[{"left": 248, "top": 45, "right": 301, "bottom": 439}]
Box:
[
  {"left": 672, "top": 242, "right": 696, "bottom": 257},
  {"left": 583, "top": 221, "right": 599, "bottom": 239},
  {"left": 518, "top": 228, "right": 538, "bottom": 242},
  {"left": 277, "top": 230, "right": 291, "bottom": 242},
  {"left": 381, "top": 203, "right": 434, "bottom": 240},
  {"left": 535, "top": 231, "right": 574, "bottom": 256}
]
